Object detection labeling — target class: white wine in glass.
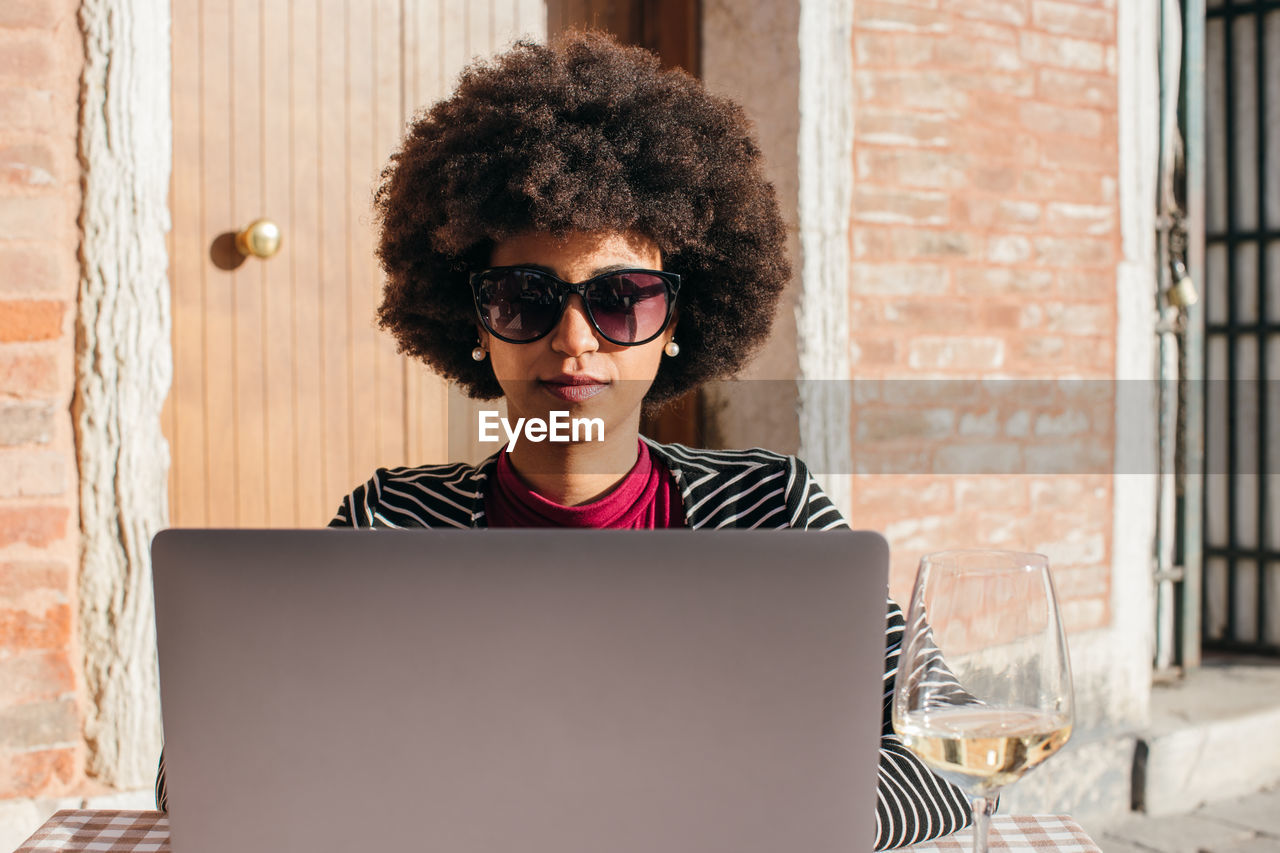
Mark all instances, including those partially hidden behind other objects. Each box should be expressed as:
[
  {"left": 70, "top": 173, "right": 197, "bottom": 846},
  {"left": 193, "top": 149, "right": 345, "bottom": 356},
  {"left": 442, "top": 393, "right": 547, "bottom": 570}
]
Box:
[{"left": 892, "top": 550, "right": 1074, "bottom": 853}]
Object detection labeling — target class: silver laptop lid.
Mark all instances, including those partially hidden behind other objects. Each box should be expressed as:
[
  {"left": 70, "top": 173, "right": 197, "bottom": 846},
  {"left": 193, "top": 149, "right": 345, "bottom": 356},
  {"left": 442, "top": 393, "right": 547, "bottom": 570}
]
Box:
[{"left": 153, "top": 529, "right": 888, "bottom": 853}]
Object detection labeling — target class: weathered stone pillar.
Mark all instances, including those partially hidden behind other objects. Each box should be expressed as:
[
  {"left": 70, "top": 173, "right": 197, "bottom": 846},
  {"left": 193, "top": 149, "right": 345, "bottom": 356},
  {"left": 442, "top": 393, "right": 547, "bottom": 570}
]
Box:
[{"left": 75, "top": 0, "right": 172, "bottom": 787}]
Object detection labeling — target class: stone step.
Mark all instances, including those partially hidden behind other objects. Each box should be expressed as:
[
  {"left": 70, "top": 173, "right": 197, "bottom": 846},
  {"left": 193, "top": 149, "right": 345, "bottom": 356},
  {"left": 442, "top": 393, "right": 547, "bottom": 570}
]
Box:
[{"left": 1136, "top": 658, "right": 1280, "bottom": 816}]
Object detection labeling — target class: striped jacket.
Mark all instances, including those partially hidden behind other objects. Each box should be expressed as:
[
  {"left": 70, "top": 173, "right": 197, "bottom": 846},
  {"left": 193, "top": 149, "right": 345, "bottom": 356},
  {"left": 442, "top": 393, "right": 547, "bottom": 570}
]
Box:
[{"left": 159, "top": 440, "right": 971, "bottom": 849}]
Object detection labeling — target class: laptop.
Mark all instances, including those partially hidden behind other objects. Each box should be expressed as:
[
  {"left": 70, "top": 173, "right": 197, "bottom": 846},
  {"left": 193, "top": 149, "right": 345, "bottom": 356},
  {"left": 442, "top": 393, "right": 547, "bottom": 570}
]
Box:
[{"left": 152, "top": 528, "right": 889, "bottom": 853}]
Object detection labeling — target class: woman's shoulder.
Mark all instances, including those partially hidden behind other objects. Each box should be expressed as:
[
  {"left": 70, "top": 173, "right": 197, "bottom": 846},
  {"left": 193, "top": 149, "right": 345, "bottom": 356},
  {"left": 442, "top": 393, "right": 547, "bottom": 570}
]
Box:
[
  {"left": 331, "top": 456, "right": 497, "bottom": 528},
  {"left": 645, "top": 440, "right": 842, "bottom": 530},
  {"left": 644, "top": 439, "right": 801, "bottom": 473}
]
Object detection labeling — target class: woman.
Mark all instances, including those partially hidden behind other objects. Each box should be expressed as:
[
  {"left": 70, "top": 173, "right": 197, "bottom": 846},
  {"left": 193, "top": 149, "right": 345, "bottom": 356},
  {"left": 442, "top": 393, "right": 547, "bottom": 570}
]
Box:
[{"left": 160, "top": 31, "right": 970, "bottom": 849}]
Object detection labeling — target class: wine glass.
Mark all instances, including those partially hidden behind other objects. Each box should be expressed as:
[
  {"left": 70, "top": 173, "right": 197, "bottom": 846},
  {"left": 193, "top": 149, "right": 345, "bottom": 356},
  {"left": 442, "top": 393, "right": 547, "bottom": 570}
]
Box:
[{"left": 892, "top": 549, "right": 1074, "bottom": 853}]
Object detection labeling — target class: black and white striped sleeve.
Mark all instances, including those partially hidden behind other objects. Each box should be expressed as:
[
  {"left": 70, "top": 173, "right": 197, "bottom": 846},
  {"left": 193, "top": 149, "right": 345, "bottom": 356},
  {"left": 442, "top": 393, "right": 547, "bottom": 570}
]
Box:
[{"left": 875, "top": 600, "right": 973, "bottom": 849}]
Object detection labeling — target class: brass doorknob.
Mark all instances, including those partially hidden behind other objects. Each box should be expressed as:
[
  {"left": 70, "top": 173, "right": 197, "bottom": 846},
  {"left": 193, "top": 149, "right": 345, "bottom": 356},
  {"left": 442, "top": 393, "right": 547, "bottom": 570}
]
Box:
[{"left": 235, "top": 218, "right": 282, "bottom": 259}]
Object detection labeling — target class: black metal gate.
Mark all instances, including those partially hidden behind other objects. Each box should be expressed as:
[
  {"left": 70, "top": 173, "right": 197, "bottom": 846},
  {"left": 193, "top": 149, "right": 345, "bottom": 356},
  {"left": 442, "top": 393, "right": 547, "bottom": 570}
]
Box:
[{"left": 1201, "top": 0, "right": 1279, "bottom": 654}]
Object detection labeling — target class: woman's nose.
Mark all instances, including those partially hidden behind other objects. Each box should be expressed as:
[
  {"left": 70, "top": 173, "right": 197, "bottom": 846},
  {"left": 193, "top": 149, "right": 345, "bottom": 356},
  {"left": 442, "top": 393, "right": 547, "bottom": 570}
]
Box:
[{"left": 550, "top": 295, "right": 600, "bottom": 356}]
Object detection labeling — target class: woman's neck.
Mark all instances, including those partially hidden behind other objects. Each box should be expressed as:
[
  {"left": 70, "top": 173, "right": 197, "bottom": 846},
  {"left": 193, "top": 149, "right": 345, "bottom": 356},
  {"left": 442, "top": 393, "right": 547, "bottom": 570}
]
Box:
[{"left": 505, "top": 418, "right": 642, "bottom": 506}]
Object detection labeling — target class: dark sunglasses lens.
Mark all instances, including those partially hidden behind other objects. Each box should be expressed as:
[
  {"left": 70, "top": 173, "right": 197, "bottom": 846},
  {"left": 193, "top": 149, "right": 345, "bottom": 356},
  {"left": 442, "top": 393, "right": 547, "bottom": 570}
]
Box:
[
  {"left": 476, "top": 271, "right": 561, "bottom": 341},
  {"left": 586, "top": 273, "right": 671, "bottom": 343}
]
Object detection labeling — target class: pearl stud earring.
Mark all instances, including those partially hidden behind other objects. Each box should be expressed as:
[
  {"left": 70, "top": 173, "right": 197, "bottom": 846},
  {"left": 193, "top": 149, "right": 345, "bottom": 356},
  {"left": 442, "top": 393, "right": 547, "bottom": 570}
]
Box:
[{"left": 663, "top": 340, "right": 680, "bottom": 357}]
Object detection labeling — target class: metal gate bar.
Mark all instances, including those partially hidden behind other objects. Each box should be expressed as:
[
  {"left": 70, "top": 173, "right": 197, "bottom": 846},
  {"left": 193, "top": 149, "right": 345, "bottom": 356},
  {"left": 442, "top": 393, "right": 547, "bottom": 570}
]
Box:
[{"left": 1203, "top": 0, "right": 1279, "bottom": 655}]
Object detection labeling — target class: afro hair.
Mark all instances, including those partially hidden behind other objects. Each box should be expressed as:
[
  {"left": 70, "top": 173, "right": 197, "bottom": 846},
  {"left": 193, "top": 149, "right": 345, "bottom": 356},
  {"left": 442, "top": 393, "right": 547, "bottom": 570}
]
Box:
[{"left": 374, "top": 30, "right": 790, "bottom": 407}]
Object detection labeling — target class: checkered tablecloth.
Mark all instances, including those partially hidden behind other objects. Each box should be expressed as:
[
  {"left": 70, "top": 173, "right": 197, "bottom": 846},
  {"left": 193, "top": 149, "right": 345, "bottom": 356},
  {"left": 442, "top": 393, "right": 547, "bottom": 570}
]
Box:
[{"left": 14, "top": 810, "right": 1100, "bottom": 852}]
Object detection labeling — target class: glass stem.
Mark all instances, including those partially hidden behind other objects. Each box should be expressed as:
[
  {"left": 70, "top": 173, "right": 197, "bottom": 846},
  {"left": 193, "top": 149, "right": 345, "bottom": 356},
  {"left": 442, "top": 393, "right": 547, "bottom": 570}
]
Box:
[{"left": 971, "top": 796, "right": 996, "bottom": 853}]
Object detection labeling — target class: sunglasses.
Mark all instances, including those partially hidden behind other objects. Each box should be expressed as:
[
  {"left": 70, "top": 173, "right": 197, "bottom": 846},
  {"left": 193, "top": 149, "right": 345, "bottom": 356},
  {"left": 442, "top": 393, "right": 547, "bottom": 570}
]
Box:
[{"left": 470, "top": 266, "right": 681, "bottom": 346}]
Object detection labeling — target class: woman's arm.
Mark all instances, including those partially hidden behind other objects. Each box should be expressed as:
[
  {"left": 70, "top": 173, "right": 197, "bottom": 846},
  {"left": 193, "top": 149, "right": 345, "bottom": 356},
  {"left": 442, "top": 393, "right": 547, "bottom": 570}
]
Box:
[{"left": 783, "top": 458, "right": 973, "bottom": 850}]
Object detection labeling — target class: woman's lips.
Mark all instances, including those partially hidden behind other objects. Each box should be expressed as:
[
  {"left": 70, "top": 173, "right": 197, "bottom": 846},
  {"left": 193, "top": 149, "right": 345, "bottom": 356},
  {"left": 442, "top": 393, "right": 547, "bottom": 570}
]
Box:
[{"left": 540, "top": 377, "right": 609, "bottom": 402}]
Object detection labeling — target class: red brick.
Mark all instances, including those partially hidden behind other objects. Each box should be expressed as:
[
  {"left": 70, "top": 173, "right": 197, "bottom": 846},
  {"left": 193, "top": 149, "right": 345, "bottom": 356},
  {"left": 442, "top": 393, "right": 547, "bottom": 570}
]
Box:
[
  {"left": 0, "top": 401, "right": 56, "bottom": 444},
  {"left": 933, "top": 441, "right": 1022, "bottom": 474},
  {"left": 947, "top": 70, "right": 1035, "bottom": 98},
  {"left": 0, "top": 300, "right": 64, "bottom": 341},
  {"left": 954, "top": 476, "right": 1029, "bottom": 510},
  {"left": 0, "top": 0, "right": 65, "bottom": 28},
  {"left": 854, "top": 186, "right": 949, "bottom": 225},
  {"left": 1020, "top": 101, "right": 1105, "bottom": 138},
  {"left": 852, "top": 476, "right": 953, "bottom": 515},
  {"left": 0, "top": 746, "right": 77, "bottom": 798},
  {"left": 1040, "top": 134, "right": 1117, "bottom": 171},
  {"left": 0, "top": 448, "right": 66, "bottom": 497},
  {"left": 987, "top": 234, "right": 1032, "bottom": 263},
  {"left": 0, "top": 350, "right": 59, "bottom": 397},
  {"left": 856, "top": 1, "right": 947, "bottom": 32},
  {"left": 0, "top": 699, "right": 78, "bottom": 750},
  {"left": 1020, "top": 31, "right": 1105, "bottom": 71},
  {"left": 952, "top": 124, "right": 1036, "bottom": 160},
  {"left": 0, "top": 32, "right": 57, "bottom": 81},
  {"left": 851, "top": 263, "right": 950, "bottom": 296},
  {"left": 856, "top": 70, "right": 967, "bottom": 112},
  {"left": 0, "top": 245, "right": 66, "bottom": 296},
  {"left": 850, "top": 337, "right": 898, "bottom": 366},
  {"left": 0, "top": 561, "right": 66, "bottom": 597},
  {"left": 955, "top": 197, "right": 1042, "bottom": 230},
  {"left": 857, "top": 110, "right": 950, "bottom": 148},
  {"left": 881, "top": 299, "right": 979, "bottom": 330},
  {"left": 943, "top": 0, "right": 1028, "bottom": 26},
  {"left": 908, "top": 336, "right": 1005, "bottom": 371},
  {"left": 0, "top": 651, "right": 75, "bottom": 705},
  {"left": 934, "top": 37, "right": 1023, "bottom": 71},
  {"left": 890, "top": 229, "right": 977, "bottom": 260},
  {"left": 0, "top": 88, "right": 56, "bottom": 131},
  {"left": 1033, "top": 235, "right": 1114, "bottom": 268},
  {"left": 0, "top": 197, "right": 66, "bottom": 239},
  {"left": 1060, "top": 597, "right": 1109, "bottom": 633},
  {"left": 854, "top": 32, "right": 935, "bottom": 67},
  {"left": 1037, "top": 68, "right": 1117, "bottom": 109},
  {"left": 954, "top": 267, "right": 1054, "bottom": 296},
  {"left": 1031, "top": 0, "right": 1114, "bottom": 41},
  {"left": 0, "top": 603, "right": 72, "bottom": 650},
  {"left": 0, "top": 506, "right": 69, "bottom": 548},
  {"left": 0, "top": 142, "right": 57, "bottom": 187},
  {"left": 857, "top": 148, "right": 966, "bottom": 188},
  {"left": 856, "top": 408, "right": 956, "bottom": 442},
  {"left": 1057, "top": 268, "right": 1114, "bottom": 298},
  {"left": 1053, "top": 565, "right": 1110, "bottom": 601},
  {"left": 954, "top": 19, "right": 1020, "bottom": 44},
  {"left": 968, "top": 166, "right": 1020, "bottom": 194},
  {"left": 1045, "top": 201, "right": 1114, "bottom": 234},
  {"left": 1019, "top": 168, "right": 1114, "bottom": 204}
]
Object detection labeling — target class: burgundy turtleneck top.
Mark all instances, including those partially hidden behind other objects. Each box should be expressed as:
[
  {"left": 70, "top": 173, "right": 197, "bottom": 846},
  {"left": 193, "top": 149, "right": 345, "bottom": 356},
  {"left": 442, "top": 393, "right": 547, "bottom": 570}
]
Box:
[{"left": 485, "top": 440, "right": 687, "bottom": 528}]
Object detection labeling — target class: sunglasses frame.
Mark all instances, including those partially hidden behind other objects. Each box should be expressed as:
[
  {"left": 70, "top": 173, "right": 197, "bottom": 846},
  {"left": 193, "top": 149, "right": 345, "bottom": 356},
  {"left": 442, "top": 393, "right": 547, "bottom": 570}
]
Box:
[{"left": 469, "top": 266, "right": 682, "bottom": 347}]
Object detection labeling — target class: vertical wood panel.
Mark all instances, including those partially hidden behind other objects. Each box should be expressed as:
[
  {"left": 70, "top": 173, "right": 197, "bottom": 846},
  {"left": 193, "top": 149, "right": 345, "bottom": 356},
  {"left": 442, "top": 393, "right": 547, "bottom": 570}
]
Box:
[
  {"left": 231, "top": 0, "right": 268, "bottom": 524},
  {"left": 318, "top": 0, "right": 352, "bottom": 509},
  {"left": 170, "top": 0, "right": 548, "bottom": 525},
  {"left": 202, "top": 0, "right": 237, "bottom": 526},
  {"left": 403, "top": 0, "right": 455, "bottom": 466},
  {"left": 345, "top": 0, "right": 379, "bottom": 485},
  {"left": 291, "top": 0, "right": 327, "bottom": 524},
  {"left": 168, "top": 0, "right": 208, "bottom": 526},
  {"left": 262, "top": 0, "right": 298, "bottom": 524},
  {"left": 373, "top": 0, "right": 408, "bottom": 468}
]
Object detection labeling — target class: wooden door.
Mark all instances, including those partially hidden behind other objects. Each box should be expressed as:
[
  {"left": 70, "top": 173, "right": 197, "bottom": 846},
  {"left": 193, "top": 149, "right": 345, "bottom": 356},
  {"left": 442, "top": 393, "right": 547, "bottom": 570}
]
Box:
[{"left": 165, "top": 0, "right": 545, "bottom": 527}]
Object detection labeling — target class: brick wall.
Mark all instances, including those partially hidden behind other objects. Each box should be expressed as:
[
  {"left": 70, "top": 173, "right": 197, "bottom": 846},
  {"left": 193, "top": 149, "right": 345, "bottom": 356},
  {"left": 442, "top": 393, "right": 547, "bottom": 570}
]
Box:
[
  {"left": 847, "top": 0, "right": 1119, "bottom": 634},
  {"left": 0, "top": 0, "right": 85, "bottom": 800}
]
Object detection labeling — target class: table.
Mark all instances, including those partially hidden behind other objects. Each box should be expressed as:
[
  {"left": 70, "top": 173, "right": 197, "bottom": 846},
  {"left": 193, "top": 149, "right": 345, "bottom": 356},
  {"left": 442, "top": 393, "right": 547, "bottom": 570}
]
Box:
[{"left": 15, "top": 810, "right": 1102, "bottom": 852}]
